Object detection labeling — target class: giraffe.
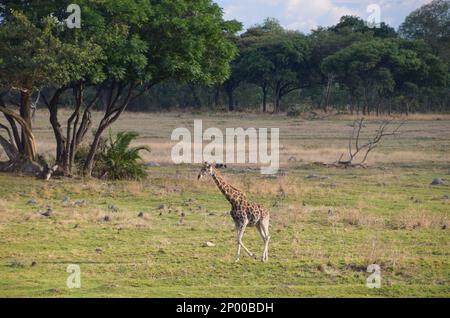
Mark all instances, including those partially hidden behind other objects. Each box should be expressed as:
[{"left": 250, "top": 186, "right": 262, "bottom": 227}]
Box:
[{"left": 197, "top": 162, "right": 270, "bottom": 262}]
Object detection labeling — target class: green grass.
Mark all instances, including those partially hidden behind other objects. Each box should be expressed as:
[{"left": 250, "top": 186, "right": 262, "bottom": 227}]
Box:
[
  {"left": 0, "top": 112, "right": 449, "bottom": 297},
  {"left": 0, "top": 161, "right": 448, "bottom": 297}
]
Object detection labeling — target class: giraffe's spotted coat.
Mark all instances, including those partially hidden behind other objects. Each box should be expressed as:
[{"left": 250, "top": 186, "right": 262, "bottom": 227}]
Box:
[{"left": 198, "top": 162, "right": 271, "bottom": 262}]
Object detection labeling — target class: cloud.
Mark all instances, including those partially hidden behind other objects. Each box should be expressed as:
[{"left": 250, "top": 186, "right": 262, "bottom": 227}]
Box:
[
  {"left": 216, "top": 0, "right": 434, "bottom": 33},
  {"left": 285, "top": 0, "right": 360, "bottom": 31}
]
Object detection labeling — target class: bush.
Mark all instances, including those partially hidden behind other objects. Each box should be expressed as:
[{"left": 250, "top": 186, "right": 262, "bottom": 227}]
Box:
[
  {"left": 287, "top": 101, "right": 313, "bottom": 117},
  {"left": 287, "top": 106, "right": 301, "bottom": 117},
  {"left": 75, "top": 131, "right": 150, "bottom": 180}
]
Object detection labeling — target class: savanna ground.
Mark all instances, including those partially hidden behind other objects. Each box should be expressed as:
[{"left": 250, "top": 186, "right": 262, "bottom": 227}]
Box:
[{"left": 0, "top": 110, "right": 449, "bottom": 297}]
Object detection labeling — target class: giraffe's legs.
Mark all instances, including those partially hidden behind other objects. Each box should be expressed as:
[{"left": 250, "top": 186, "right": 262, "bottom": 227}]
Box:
[
  {"left": 235, "top": 220, "right": 255, "bottom": 262},
  {"left": 257, "top": 218, "right": 270, "bottom": 262},
  {"left": 235, "top": 224, "right": 241, "bottom": 262}
]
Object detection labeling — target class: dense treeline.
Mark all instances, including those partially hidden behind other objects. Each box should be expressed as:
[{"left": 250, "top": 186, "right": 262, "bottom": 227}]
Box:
[
  {"left": 0, "top": 0, "right": 448, "bottom": 177},
  {"left": 130, "top": 1, "right": 450, "bottom": 114}
]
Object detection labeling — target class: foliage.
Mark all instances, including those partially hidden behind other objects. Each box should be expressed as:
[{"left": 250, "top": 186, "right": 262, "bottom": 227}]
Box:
[
  {"left": 0, "top": 10, "right": 102, "bottom": 91},
  {"left": 237, "top": 21, "right": 312, "bottom": 111},
  {"left": 399, "top": 0, "right": 450, "bottom": 62},
  {"left": 98, "top": 131, "right": 150, "bottom": 180},
  {"left": 76, "top": 131, "right": 149, "bottom": 180},
  {"left": 0, "top": 0, "right": 241, "bottom": 176},
  {"left": 321, "top": 37, "right": 447, "bottom": 114},
  {"left": 130, "top": 11, "right": 448, "bottom": 114}
]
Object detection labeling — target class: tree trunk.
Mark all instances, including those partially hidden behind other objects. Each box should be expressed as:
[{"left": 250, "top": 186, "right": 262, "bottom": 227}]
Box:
[
  {"left": 0, "top": 104, "right": 36, "bottom": 162},
  {"left": 64, "top": 84, "right": 84, "bottom": 175},
  {"left": 226, "top": 89, "right": 234, "bottom": 111},
  {"left": 4, "top": 113, "right": 22, "bottom": 153},
  {"left": 189, "top": 84, "right": 202, "bottom": 108},
  {"left": 82, "top": 83, "right": 135, "bottom": 177},
  {"left": 47, "top": 88, "right": 67, "bottom": 164},
  {"left": 0, "top": 134, "right": 18, "bottom": 160},
  {"left": 323, "top": 74, "right": 334, "bottom": 113},
  {"left": 213, "top": 85, "right": 220, "bottom": 108},
  {"left": 19, "top": 90, "right": 36, "bottom": 161},
  {"left": 274, "top": 82, "right": 281, "bottom": 113},
  {"left": 45, "top": 84, "right": 98, "bottom": 176},
  {"left": 262, "top": 85, "right": 267, "bottom": 113},
  {"left": 83, "top": 123, "right": 106, "bottom": 177}
]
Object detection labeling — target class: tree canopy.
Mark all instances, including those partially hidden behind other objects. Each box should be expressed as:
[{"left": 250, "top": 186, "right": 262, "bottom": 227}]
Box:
[{"left": 0, "top": 0, "right": 449, "bottom": 177}]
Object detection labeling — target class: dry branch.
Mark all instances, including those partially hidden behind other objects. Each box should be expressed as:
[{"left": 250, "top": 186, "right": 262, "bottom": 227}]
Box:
[{"left": 319, "top": 118, "right": 404, "bottom": 168}]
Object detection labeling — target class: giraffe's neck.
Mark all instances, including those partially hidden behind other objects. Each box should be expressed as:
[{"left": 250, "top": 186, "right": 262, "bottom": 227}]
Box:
[{"left": 211, "top": 170, "right": 244, "bottom": 205}]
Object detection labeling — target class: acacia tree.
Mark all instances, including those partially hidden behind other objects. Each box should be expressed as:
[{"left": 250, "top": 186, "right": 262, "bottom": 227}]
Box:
[
  {"left": 399, "top": 0, "right": 450, "bottom": 63},
  {"left": 239, "top": 30, "right": 312, "bottom": 112},
  {"left": 1, "top": 0, "right": 240, "bottom": 177},
  {"left": 0, "top": 11, "right": 98, "bottom": 172},
  {"left": 236, "top": 19, "right": 285, "bottom": 112},
  {"left": 321, "top": 38, "right": 447, "bottom": 115},
  {"left": 81, "top": 0, "right": 240, "bottom": 176},
  {"left": 0, "top": 2, "right": 104, "bottom": 175}
]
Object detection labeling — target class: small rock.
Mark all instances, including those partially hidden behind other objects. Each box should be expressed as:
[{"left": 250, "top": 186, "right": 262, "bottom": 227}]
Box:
[
  {"left": 431, "top": 178, "right": 444, "bottom": 185},
  {"left": 108, "top": 204, "right": 119, "bottom": 212},
  {"left": 204, "top": 241, "right": 215, "bottom": 247},
  {"left": 103, "top": 215, "right": 111, "bottom": 222},
  {"left": 74, "top": 200, "right": 86, "bottom": 206},
  {"left": 27, "top": 199, "right": 38, "bottom": 205},
  {"left": 306, "top": 175, "right": 330, "bottom": 180},
  {"left": 41, "top": 208, "right": 53, "bottom": 217},
  {"left": 9, "top": 260, "right": 24, "bottom": 268},
  {"left": 158, "top": 204, "right": 167, "bottom": 210},
  {"left": 48, "top": 288, "right": 61, "bottom": 293},
  {"left": 61, "top": 196, "right": 70, "bottom": 204},
  {"left": 138, "top": 212, "right": 144, "bottom": 218},
  {"left": 31, "top": 261, "right": 38, "bottom": 267}
]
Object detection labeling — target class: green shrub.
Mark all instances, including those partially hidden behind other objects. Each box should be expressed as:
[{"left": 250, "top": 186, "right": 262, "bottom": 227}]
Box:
[{"left": 75, "top": 131, "right": 150, "bottom": 180}]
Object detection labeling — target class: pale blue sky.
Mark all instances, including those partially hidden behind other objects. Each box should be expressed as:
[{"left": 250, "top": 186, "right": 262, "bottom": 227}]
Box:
[{"left": 215, "top": 0, "right": 432, "bottom": 33}]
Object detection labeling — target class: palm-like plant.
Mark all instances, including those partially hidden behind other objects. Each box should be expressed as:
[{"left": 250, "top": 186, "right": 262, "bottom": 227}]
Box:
[{"left": 97, "top": 131, "right": 150, "bottom": 180}]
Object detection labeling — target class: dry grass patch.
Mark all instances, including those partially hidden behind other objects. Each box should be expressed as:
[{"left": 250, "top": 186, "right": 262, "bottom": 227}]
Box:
[
  {"left": 393, "top": 212, "right": 449, "bottom": 230},
  {"left": 327, "top": 208, "right": 385, "bottom": 229}
]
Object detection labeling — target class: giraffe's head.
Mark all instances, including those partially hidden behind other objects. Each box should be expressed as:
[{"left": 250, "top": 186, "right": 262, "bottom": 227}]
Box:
[
  {"left": 197, "top": 162, "right": 227, "bottom": 180},
  {"left": 197, "top": 162, "right": 213, "bottom": 180}
]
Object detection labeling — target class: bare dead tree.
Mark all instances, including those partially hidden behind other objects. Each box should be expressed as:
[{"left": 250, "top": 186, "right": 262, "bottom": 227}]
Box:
[{"left": 323, "top": 118, "right": 404, "bottom": 168}]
